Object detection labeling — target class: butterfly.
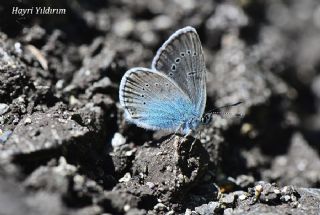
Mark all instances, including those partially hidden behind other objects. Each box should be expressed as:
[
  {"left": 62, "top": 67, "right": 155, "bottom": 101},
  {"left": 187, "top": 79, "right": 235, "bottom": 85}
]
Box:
[{"left": 119, "top": 26, "right": 213, "bottom": 136}]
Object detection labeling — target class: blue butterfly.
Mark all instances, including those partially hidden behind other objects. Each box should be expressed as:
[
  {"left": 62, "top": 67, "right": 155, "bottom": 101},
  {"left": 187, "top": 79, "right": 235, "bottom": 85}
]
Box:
[{"left": 119, "top": 26, "right": 210, "bottom": 136}]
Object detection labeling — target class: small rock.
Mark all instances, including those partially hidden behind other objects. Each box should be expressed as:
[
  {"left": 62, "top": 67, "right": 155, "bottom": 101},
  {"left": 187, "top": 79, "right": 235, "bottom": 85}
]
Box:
[
  {"left": 126, "top": 208, "right": 147, "bottom": 215},
  {"left": 274, "top": 189, "right": 281, "bottom": 194},
  {"left": 166, "top": 166, "right": 173, "bottom": 172},
  {"left": 14, "top": 42, "right": 22, "bottom": 54},
  {"left": 55, "top": 80, "right": 65, "bottom": 90},
  {"left": 178, "top": 174, "right": 185, "bottom": 183},
  {"left": 185, "top": 208, "right": 192, "bottom": 215},
  {"left": 255, "top": 184, "right": 263, "bottom": 196},
  {"left": 195, "top": 202, "right": 221, "bottom": 215},
  {"left": 239, "top": 194, "right": 247, "bottom": 201},
  {"left": 281, "top": 195, "right": 291, "bottom": 202},
  {"left": 111, "top": 132, "right": 126, "bottom": 148},
  {"left": 73, "top": 175, "right": 85, "bottom": 190},
  {"left": 166, "top": 210, "right": 175, "bottom": 215},
  {"left": 282, "top": 186, "right": 288, "bottom": 193},
  {"left": 224, "top": 208, "right": 234, "bottom": 215},
  {"left": 24, "top": 117, "right": 32, "bottom": 125},
  {"left": 291, "top": 195, "right": 297, "bottom": 202},
  {"left": 154, "top": 203, "right": 167, "bottom": 211},
  {"left": 146, "top": 182, "right": 155, "bottom": 189},
  {"left": 69, "top": 95, "right": 80, "bottom": 105},
  {"left": 290, "top": 201, "right": 299, "bottom": 208},
  {"left": 124, "top": 149, "right": 136, "bottom": 157},
  {"left": 0, "top": 103, "right": 9, "bottom": 115},
  {"left": 119, "top": 172, "right": 131, "bottom": 183},
  {"left": 260, "top": 192, "right": 278, "bottom": 203},
  {"left": 221, "top": 193, "right": 236, "bottom": 207},
  {"left": 123, "top": 204, "right": 130, "bottom": 212},
  {"left": 0, "top": 130, "right": 12, "bottom": 143}
]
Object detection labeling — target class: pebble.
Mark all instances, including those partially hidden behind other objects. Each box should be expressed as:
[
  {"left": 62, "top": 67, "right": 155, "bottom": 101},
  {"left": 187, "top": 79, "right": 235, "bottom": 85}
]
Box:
[
  {"left": 255, "top": 184, "right": 263, "bottom": 195},
  {"left": 118, "top": 172, "right": 131, "bottom": 183},
  {"left": 177, "top": 174, "right": 184, "bottom": 183},
  {"left": 14, "top": 42, "right": 22, "bottom": 54},
  {"left": 224, "top": 208, "right": 234, "bottom": 215},
  {"left": 125, "top": 149, "right": 135, "bottom": 157},
  {"left": 274, "top": 189, "right": 281, "bottom": 194},
  {"left": 239, "top": 194, "right": 247, "bottom": 200},
  {"left": 146, "top": 182, "right": 155, "bottom": 189},
  {"left": 240, "top": 123, "right": 252, "bottom": 135},
  {"left": 111, "top": 132, "right": 126, "bottom": 148},
  {"left": 195, "top": 202, "right": 220, "bottom": 215},
  {"left": 55, "top": 80, "right": 65, "bottom": 90},
  {"left": 221, "top": 193, "right": 236, "bottom": 206},
  {"left": 74, "top": 175, "right": 85, "bottom": 185},
  {"left": 69, "top": 95, "right": 80, "bottom": 105},
  {"left": 291, "top": 201, "right": 299, "bottom": 208},
  {"left": 123, "top": 204, "right": 131, "bottom": 212},
  {"left": 0, "top": 103, "right": 9, "bottom": 115},
  {"left": 166, "top": 210, "right": 175, "bottom": 215},
  {"left": 24, "top": 117, "right": 32, "bottom": 125},
  {"left": 281, "top": 195, "right": 291, "bottom": 202},
  {"left": 154, "top": 203, "right": 167, "bottom": 211},
  {"left": 166, "top": 166, "right": 173, "bottom": 172},
  {"left": 281, "top": 186, "right": 288, "bottom": 193},
  {"left": 0, "top": 130, "right": 12, "bottom": 143},
  {"left": 185, "top": 208, "right": 192, "bottom": 215}
]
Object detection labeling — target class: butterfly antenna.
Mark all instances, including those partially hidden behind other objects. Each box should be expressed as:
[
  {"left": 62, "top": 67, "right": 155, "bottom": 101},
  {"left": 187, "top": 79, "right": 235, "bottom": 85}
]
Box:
[{"left": 208, "top": 101, "right": 243, "bottom": 114}]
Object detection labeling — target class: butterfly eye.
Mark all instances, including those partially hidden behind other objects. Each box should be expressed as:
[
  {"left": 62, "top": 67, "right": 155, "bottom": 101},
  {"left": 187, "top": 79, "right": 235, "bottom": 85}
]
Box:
[
  {"left": 187, "top": 50, "right": 191, "bottom": 54},
  {"left": 169, "top": 72, "right": 174, "bottom": 76},
  {"left": 175, "top": 58, "right": 180, "bottom": 63},
  {"left": 193, "top": 52, "right": 197, "bottom": 56},
  {"left": 201, "top": 114, "right": 212, "bottom": 124},
  {"left": 145, "top": 83, "right": 149, "bottom": 87},
  {"left": 180, "top": 52, "right": 185, "bottom": 57}
]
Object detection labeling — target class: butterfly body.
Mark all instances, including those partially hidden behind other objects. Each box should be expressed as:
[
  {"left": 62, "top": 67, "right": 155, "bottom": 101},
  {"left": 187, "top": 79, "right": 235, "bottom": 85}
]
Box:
[{"left": 119, "top": 26, "right": 207, "bottom": 135}]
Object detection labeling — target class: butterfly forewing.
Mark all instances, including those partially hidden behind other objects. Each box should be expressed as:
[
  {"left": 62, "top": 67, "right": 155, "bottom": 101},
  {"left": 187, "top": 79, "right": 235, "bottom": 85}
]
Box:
[
  {"left": 151, "top": 26, "right": 206, "bottom": 117},
  {"left": 119, "top": 68, "right": 196, "bottom": 132}
]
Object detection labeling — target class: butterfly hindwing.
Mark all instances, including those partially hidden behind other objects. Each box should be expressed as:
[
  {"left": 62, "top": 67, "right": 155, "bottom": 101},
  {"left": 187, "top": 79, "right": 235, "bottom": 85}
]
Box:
[{"left": 119, "top": 68, "right": 197, "bottom": 132}]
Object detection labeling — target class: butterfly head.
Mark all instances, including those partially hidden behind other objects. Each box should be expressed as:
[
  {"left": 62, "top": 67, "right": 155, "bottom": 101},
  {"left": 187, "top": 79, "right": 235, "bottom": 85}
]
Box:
[{"left": 201, "top": 113, "right": 213, "bottom": 125}]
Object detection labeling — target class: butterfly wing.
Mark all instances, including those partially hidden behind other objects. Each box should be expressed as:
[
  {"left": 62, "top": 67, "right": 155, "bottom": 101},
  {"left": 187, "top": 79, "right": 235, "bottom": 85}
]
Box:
[
  {"left": 119, "top": 68, "right": 196, "bottom": 132},
  {"left": 152, "top": 26, "right": 206, "bottom": 118}
]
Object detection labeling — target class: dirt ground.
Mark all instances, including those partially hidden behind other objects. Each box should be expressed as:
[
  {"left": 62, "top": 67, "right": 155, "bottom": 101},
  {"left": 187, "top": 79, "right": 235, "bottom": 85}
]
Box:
[{"left": 0, "top": 0, "right": 320, "bottom": 214}]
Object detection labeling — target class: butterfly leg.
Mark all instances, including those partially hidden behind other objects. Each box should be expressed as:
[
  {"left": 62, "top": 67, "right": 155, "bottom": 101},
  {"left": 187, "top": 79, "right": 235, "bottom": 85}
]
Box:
[
  {"left": 188, "top": 130, "right": 199, "bottom": 153},
  {"left": 167, "top": 124, "right": 184, "bottom": 143},
  {"left": 182, "top": 129, "right": 193, "bottom": 141}
]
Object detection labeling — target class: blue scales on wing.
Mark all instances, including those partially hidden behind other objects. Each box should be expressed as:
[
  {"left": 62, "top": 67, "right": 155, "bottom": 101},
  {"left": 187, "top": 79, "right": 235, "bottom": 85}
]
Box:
[{"left": 119, "top": 68, "right": 198, "bottom": 133}]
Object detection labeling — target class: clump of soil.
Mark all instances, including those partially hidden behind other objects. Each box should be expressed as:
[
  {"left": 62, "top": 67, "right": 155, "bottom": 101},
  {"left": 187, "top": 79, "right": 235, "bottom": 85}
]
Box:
[{"left": 0, "top": 0, "right": 320, "bottom": 214}]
